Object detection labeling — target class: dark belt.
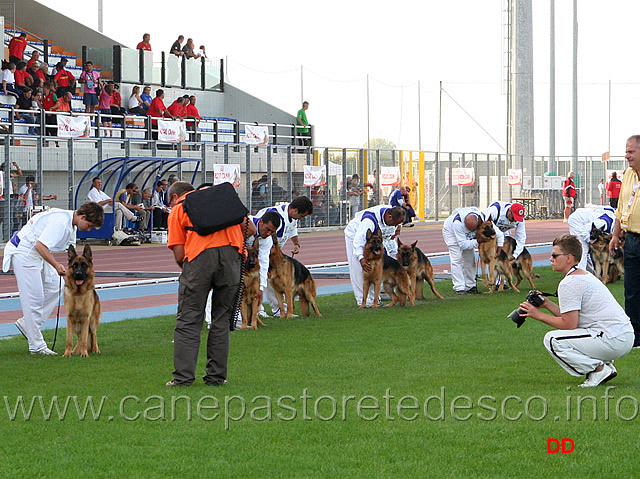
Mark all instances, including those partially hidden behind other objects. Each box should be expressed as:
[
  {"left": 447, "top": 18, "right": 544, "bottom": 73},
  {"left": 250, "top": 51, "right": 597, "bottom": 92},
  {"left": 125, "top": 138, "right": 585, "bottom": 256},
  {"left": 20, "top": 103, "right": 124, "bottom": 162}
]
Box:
[{"left": 10, "top": 231, "right": 20, "bottom": 247}]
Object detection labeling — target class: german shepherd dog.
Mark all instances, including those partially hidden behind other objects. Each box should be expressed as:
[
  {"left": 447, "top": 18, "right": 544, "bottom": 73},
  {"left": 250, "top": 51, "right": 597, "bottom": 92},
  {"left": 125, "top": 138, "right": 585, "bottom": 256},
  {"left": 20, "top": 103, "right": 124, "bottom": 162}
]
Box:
[
  {"left": 361, "top": 229, "right": 384, "bottom": 308},
  {"left": 382, "top": 254, "right": 414, "bottom": 307},
  {"left": 589, "top": 225, "right": 624, "bottom": 284},
  {"left": 492, "top": 237, "right": 521, "bottom": 293},
  {"left": 63, "top": 244, "right": 101, "bottom": 357},
  {"left": 269, "top": 235, "right": 321, "bottom": 318},
  {"left": 396, "top": 239, "right": 443, "bottom": 300},
  {"left": 240, "top": 239, "right": 264, "bottom": 330},
  {"left": 476, "top": 218, "right": 498, "bottom": 290},
  {"left": 502, "top": 236, "right": 540, "bottom": 290}
]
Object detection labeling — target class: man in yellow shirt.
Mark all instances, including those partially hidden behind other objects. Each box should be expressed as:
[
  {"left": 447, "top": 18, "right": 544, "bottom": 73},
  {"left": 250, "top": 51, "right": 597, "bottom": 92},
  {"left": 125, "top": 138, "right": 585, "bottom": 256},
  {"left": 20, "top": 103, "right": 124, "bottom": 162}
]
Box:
[{"left": 609, "top": 134, "right": 640, "bottom": 348}]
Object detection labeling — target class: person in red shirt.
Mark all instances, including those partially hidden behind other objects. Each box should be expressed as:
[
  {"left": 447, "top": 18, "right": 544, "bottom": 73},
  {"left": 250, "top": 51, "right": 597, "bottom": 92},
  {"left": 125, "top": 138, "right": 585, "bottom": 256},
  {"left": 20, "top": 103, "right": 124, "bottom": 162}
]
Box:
[
  {"left": 109, "top": 83, "right": 126, "bottom": 116},
  {"left": 185, "top": 95, "right": 202, "bottom": 142},
  {"left": 167, "top": 97, "right": 186, "bottom": 119},
  {"left": 14, "top": 61, "right": 32, "bottom": 89},
  {"left": 562, "top": 171, "right": 576, "bottom": 222},
  {"left": 136, "top": 33, "right": 152, "bottom": 51},
  {"left": 606, "top": 172, "right": 622, "bottom": 209},
  {"left": 8, "top": 32, "right": 27, "bottom": 64},
  {"left": 34, "top": 62, "right": 46, "bottom": 83},
  {"left": 26, "top": 51, "right": 40, "bottom": 70},
  {"left": 53, "top": 62, "right": 76, "bottom": 98},
  {"left": 149, "top": 89, "right": 174, "bottom": 140}
]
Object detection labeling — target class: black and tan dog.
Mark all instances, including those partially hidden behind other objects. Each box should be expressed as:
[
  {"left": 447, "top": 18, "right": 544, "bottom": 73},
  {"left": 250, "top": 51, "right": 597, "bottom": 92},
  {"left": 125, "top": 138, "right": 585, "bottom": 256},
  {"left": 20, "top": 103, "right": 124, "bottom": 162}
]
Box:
[
  {"left": 63, "top": 244, "right": 101, "bottom": 357},
  {"left": 269, "top": 235, "right": 321, "bottom": 318},
  {"left": 476, "top": 218, "right": 498, "bottom": 291},
  {"left": 396, "top": 239, "right": 443, "bottom": 300},
  {"left": 361, "top": 229, "right": 384, "bottom": 308},
  {"left": 590, "top": 225, "right": 624, "bottom": 284},
  {"left": 492, "top": 237, "right": 520, "bottom": 293},
  {"left": 382, "top": 254, "right": 414, "bottom": 307},
  {"left": 502, "top": 236, "right": 539, "bottom": 290},
  {"left": 240, "top": 239, "right": 264, "bottom": 330}
]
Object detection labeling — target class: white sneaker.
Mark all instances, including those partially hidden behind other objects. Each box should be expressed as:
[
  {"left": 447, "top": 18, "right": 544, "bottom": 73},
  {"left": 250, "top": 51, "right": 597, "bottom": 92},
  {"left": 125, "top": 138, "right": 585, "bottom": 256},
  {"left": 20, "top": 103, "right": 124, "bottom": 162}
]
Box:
[
  {"left": 15, "top": 317, "right": 27, "bottom": 339},
  {"left": 257, "top": 311, "right": 270, "bottom": 319},
  {"left": 31, "top": 347, "right": 58, "bottom": 356},
  {"left": 579, "top": 364, "right": 616, "bottom": 387}
]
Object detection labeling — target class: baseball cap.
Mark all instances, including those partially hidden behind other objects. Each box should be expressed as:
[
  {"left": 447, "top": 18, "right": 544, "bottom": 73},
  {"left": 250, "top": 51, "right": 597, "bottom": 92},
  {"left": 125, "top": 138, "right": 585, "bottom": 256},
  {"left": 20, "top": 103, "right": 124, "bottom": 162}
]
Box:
[{"left": 511, "top": 203, "right": 525, "bottom": 222}]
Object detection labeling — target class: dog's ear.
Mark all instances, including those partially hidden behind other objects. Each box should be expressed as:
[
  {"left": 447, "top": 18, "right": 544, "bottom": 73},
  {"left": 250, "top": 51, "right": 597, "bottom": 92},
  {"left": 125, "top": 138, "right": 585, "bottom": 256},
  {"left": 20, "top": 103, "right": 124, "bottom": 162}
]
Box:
[
  {"left": 83, "top": 244, "right": 93, "bottom": 262},
  {"left": 366, "top": 229, "right": 373, "bottom": 241},
  {"left": 68, "top": 245, "right": 77, "bottom": 261},
  {"left": 411, "top": 240, "right": 418, "bottom": 249},
  {"left": 397, "top": 238, "right": 403, "bottom": 246}
]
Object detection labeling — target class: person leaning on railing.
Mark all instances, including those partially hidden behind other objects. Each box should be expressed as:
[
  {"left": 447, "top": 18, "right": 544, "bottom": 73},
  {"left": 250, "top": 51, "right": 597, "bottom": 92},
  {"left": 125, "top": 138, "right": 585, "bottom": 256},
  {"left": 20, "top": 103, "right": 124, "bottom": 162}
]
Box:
[{"left": 42, "top": 82, "right": 58, "bottom": 138}]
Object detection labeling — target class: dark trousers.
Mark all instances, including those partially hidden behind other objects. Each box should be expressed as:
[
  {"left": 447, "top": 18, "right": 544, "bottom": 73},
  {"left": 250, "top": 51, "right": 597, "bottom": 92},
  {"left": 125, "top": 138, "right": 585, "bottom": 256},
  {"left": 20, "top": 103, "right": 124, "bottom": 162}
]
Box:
[
  {"left": 609, "top": 198, "right": 619, "bottom": 208},
  {"left": 624, "top": 232, "right": 640, "bottom": 346},
  {"left": 172, "top": 245, "right": 241, "bottom": 385}
]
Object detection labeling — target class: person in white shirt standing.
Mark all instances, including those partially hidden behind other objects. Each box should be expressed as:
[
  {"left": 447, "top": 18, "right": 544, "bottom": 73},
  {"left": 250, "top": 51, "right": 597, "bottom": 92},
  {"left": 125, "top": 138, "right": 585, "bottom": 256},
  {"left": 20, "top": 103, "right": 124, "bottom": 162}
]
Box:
[
  {"left": 442, "top": 207, "right": 504, "bottom": 295},
  {"left": 3, "top": 202, "right": 103, "bottom": 354},
  {"left": 87, "top": 177, "right": 142, "bottom": 231}
]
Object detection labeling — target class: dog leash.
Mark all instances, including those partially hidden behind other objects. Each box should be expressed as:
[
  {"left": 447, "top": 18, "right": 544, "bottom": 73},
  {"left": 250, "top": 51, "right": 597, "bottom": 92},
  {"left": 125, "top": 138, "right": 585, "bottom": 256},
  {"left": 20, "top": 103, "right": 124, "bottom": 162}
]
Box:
[{"left": 51, "top": 275, "right": 62, "bottom": 351}]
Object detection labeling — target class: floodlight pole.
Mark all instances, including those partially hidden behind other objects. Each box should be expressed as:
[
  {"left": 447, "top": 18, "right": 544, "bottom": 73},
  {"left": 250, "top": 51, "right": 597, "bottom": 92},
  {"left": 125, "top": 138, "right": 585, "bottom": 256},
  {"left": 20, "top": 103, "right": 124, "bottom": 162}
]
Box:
[
  {"left": 98, "top": 0, "right": 103, "bottom": 32},
  {"left": 366, "top": 74, "right": 370, "bottom": 150},
  {"left": 418, "top": 80, "right": 422, "bottom": 151}
]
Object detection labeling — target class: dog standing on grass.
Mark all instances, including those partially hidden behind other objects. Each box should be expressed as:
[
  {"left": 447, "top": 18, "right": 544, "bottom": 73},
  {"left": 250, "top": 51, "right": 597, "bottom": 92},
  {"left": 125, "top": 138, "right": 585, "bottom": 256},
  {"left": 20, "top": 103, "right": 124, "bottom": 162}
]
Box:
[
  {"left": 268, "top": 234, "right": 321, "bottom": 318},
  {"left": 382, "top": 254, "right": 414, "bottom": 307},
  {"left": 476, "top": 218, "right": 499, "bottom": 291},
  {"left": 361, "top": 229, "right": 385, "bottom": 308},
  {"left": 63, "top": 244, "right": 101, "bottom": 357},
  {"left": 500, "top": 236, "right": 539, "bottom": 290},
  {"left": 396, "top": 239, "right": 443, "bottom": 300},
  {"left": 240, "top": 239, "right": 264, "bottom": 330}
]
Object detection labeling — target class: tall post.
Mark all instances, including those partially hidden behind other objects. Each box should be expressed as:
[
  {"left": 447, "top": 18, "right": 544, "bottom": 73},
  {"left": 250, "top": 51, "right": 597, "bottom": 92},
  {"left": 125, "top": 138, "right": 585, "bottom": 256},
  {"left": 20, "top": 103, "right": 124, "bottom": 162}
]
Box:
[
  {"left": 300, "top": 65, "right": 304, "bottom": 104},
  {"left": 549, "top": 0, "right": 556, "bottom": 174},
  {"left": 571, "top": 0, "right": 579, "bottom": 180},
  {"left": 366, "top": 74, "right": 370, "bottom": 150},
  {"left": 98, "top": 0, "right": 103, "bottom": 32},
  {"left": 418, "top": 80, "right": 422, "bottom": 151}
]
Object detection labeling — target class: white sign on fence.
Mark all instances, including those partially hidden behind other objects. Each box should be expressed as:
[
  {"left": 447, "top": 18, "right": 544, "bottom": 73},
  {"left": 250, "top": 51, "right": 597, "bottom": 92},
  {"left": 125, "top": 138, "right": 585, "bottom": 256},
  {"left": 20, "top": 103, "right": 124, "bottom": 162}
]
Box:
[
  {"left": 213, "top": 164, "right": 241, "bottom": 187},
  {"left": 57, "top": 115, "right": 90, "bottom": 138},
  {"left": 158, "top": 120, "right": 186, "bottom": 142},
  {"left": 303, "top": 165, "right": 326, "bottom": 187},
  {"left": 244, "top": 125, "right": 269, "bottom": 145}
]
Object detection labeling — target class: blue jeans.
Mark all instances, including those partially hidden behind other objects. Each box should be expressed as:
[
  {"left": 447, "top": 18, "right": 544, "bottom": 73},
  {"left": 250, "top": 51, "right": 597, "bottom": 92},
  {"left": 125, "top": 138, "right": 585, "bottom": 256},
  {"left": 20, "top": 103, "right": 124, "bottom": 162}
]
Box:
[{"left": 624, "top": 232, "right": 640, "bottom": 345}]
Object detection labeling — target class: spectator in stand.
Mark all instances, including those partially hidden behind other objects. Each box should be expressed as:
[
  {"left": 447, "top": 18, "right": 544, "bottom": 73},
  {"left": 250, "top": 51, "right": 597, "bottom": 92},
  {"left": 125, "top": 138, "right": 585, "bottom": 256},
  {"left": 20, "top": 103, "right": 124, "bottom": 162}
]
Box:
[
  {"left": 251, "top": 175, "right": 268, "bottom": 214},
  {"left": 170, "top": 36, "right": 184, "bottom": 56},
  {"left": 15, "top": 87, "right": 37, "bottom": 135},
  {"left": 42, "top": 82, "right": 58, "bottom": 138},
  {"left": 27, "top": 61, "right": 40, "bottom": 84},
  {"left": 128, "top": 86, "right": 146, "bottom": 115},
  {"left": 198, "top": 45, "right": 207, "bottom": 59},
  {"left": 37, "top": 62, "right": 50, "bottom": 83},
  {"left": 348, "top": 174, "right": 364, "bottom": 219},
  {"left": 79, "top": 61, "right": 101, "bottom": 114},
  {"left": 26, "top": 51, "right": 39, "bottom": 70},
  {"left": 598, "top": 179, "right": 605, "bottom": 205},
  {"left": 152, "top": 179, "right": 170, "bottom": 229},
  {"left": 562, "top": 171, "right": 576, "bottom": 223},
  {"left": 18, "top": 175, "right": 57, "bottom": 225},
  {"left": 14, "top": 61, "right": 32, "bottom": 89},
  {"left": 98, "top": 83, "right": 113, "bottom": 137},
  {"left": 53, "top": 61, "right": 75, "bottom": 99},
  {"left": 140, "top": 85, "right": 152, "bottom": 112},
  {"left": 182, "top": 38, "right": 199, "bottom": 59},
  {"left": 185, "top": 95, "right": 201, "bottom": 142},
  {"left": 8, "top": 32, "right": 27, "bottom": 65},
  {"left": 607, "top": 172, "right": 622, "bottom": 209},
  {"left": 109, "top": 83, "right": 126, "bottom": 117},
  {"left": 136, "top": 33, "right": 152, "bottom": 51},
  {"left": 115, "top": 182, "right": 146, "bottom": 228},
  {"left": 296, "top": 101, "right": 310, "bottom": 146},
  {"left": 2, "top": 62, "right": 21, "bottom": 99},
  {"left": 87, "top": 177, "right": 142, "bottom": 230},
  {"left": 167, "top": 96, "right": 186, "bottom": 120},
  {"left": 271, "top": 177, "right": 286, "bottom": 202},
  {"left": 149, "top": 89, "right": 174, "bottom": 140},
  {"left": 31, "top": 88, "right": 43, "bottom": 111}
]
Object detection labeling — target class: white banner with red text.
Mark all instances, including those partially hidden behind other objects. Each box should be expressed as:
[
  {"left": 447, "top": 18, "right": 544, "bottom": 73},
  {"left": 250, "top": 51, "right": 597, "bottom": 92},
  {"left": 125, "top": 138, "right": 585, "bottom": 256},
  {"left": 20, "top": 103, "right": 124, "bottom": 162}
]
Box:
[
  {"left": 57, "top": 115, "right": 90, "bottom": 138},
  {"left": 158, "top": 120, "right": 187, "bottom": 142},
  {"left": 213, "top": 164, "right": 241, "bottom": 187},
  {"left": 445, "top": 168, "right": 475, "bottom": 186},
  {"left": 303, "top": 165, "right": 326, "bottom": 187},
  {"left": 243, "top": 125, "right": 269, "bottom": 145}
]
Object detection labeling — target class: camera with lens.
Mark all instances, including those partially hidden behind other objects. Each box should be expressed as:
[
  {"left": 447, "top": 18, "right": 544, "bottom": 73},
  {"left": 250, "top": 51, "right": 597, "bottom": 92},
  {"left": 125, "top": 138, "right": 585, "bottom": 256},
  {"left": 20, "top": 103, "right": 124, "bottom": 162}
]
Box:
[{"left": 508, "top": 290, "right": 546, "bottom": 328}]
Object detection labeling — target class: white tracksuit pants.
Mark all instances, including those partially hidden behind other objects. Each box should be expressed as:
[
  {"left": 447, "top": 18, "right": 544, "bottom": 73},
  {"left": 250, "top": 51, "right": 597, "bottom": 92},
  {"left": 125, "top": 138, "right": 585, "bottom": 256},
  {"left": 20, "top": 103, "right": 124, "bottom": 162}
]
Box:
[
  {"left": 442, "top": 227, "right": 476, "bottom": 292},
  {"left": 114, "top": 202, "right": 136, "bottom": 231},
  {"left": 345, "top": 235, "right": 376, "bottom": 306},
  {"left": 12, "top": 251, "right": 63, "bottom": 352},
  {"left": 544, "top": 329, "right": 634, "bottom": 376}
]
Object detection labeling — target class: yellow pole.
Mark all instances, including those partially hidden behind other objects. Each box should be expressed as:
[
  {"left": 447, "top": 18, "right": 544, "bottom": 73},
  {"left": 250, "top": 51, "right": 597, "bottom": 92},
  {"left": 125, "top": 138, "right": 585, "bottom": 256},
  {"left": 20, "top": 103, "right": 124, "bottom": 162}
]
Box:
[{"left": 418, "top": 150, "right": 425, "bottom": 219}]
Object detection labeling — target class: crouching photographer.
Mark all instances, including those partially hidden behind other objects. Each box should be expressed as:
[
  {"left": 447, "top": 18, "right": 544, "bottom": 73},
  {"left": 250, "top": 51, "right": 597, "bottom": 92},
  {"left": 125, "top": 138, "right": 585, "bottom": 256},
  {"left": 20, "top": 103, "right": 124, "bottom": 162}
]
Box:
[{"left": 518, "top": 234, "right": 634, "bottom": 388}]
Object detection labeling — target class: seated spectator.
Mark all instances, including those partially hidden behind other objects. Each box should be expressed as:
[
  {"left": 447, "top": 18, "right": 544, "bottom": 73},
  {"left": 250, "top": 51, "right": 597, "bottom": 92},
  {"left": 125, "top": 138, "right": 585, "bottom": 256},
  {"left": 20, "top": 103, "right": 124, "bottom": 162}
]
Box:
[
  {"left": 170, "top": 36, "right": 184, "bottom": 56},
  {"left": 26, "top": 50, "right": 40, "bottom": 70},
  {"left": 14, "top": 61, "right": 32, "bottom": 89},
  {"left": 110, "top": 83, "right": 126, "bottom": 116},
  {"left": 128, "top": 86, "right": 146, "bottom": 115},
  {"left": 88, "top": 177, "right": 142, "bottom": 230},
  {"left": 116, "top": 182, "right": 146, "bottom": 228},
  {"left": 15, "top": 87, "right": 37, "bottom": 135},
  {"left": 2, "top": 62, "right": 21, "bottom": 99},
  {"left": 99, "top": 83, "right": 113, "bottom": 137},
  {"left": 167, "top": 96, "right": 186, "bottom": 120},
  {"left": 198, "top": 45, "right": 207, "bottom": 59},
  {"left": 182, "top": 38, "right": 199, "bottom": 59},
  {"left": 140, "top": 85, "right": 152, "bottom": 112},
  {"left": 79, "top": 61, "right": 101, "bottom": 114},
  {"left": 42, "top": 82, "right": 58, "bottom": 138},
  {"left": 26, "top": 60, "right": 39, "bottom": 81},
  {"left": 8, "top": 32, "right": 27, "bottom": 65},
  {"left": 50, "top": 90, "right": 72, "bottom": 113},
  {"left": 37, "top": 62, "right": 50, "bottom": 83},
  {"left": 53, "top": 62, "right": 75, "bottom": 99},
  {"left": 136, "top": 33, "right": 152, "bottom": 51},
  {"left": 31, "top": 88, "right": 43, "bottom": 111},
  {"left": 149, "top": 89, "right": 174, "bottom": 140}
]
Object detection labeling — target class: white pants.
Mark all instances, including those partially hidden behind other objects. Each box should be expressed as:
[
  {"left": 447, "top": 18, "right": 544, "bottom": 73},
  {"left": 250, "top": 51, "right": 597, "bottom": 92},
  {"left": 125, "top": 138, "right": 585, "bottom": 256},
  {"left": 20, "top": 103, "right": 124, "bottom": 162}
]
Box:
[
  {"left": 12, "top": 251, "right": 63, "bottom": 352},
  {"left": 205, "top": 290, "right": 241, "bottom": 325},
  {"left": 114, "top": 203, "right": 136, "bottom": 231},
  {"left": 442, "top": 227, "right": 476, "bottom": 292},
  {"left": 544, "top": 329, "right": 634, "bottom": 376},
  {"left": 345, "top": 234, "right": 376, "bottom": 306},
  {"left": 567, "top": 221, "right": 593, "bottom": 272}
]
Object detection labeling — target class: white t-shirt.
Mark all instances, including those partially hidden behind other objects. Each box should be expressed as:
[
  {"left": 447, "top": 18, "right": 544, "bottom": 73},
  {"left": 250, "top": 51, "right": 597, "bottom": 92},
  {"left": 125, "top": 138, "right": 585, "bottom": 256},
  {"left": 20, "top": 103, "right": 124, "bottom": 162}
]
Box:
[
  {"left": 2, "top": 69, "right": 15, "bottom": 84},
  {"left": 18, "top": 184, "right": 34, "bottom": 210},
  {"left": 129, "top": 95, "right": 140, "bottom": 109},
  {"left": 14, "top": 208, "right": 76, "bottom": 253},
  {"left": 88, "top": 187, "right": 111, "bottom": 203},
  {"left": 558, "top": 273, "right": 633, "bottom": 338}
]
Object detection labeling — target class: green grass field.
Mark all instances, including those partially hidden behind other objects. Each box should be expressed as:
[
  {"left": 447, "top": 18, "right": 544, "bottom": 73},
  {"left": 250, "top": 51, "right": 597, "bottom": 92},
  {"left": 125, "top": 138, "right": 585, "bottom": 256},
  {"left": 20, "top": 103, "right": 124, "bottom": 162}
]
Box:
[{"left": 2, "top": 267, "right": 640, "bottom": 477}]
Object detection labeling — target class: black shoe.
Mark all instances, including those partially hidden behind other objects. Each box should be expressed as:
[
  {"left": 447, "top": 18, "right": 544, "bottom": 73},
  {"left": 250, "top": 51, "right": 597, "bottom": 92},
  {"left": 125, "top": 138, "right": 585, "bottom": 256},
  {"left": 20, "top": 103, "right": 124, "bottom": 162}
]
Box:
[
  {"left": 166, "top": 379, "right": 190, "bottom": 387},
  {"left": 455, "top": 290, "right": 468, "bottom": 296},
  {"left": 466, "top": 286, "right": 480, "bottom": 294}
]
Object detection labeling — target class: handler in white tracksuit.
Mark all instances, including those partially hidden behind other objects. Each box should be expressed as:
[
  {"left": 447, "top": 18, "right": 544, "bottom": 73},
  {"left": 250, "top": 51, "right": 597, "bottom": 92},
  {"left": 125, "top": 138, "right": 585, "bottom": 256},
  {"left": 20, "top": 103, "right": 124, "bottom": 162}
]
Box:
[
  {"left": 2, "top": 204, "right": 103, "bottom": 354},
  {"left": 567, "top": 206, "right": 617, "bottom": 271},
  {"left": 442, "top": 207, "right": 504, "bottom": 294},
  {"left": 344, "top": 205, "right": 406, "bottom": 306}
]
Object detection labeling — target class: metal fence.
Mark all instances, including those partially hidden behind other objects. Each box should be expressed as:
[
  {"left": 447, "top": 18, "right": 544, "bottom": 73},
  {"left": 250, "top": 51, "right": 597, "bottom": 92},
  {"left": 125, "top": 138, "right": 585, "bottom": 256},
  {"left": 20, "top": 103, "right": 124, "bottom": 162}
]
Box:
[{"left": 0, "top": 134, "right": 624, "bottom": 243}]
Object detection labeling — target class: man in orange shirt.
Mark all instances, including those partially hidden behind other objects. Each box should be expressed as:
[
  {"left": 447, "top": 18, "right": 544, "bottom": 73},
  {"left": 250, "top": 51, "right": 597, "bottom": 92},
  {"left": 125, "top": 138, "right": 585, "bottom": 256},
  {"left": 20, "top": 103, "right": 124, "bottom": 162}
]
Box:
[
  {"left": 136, "top": 33, "right": 152, "bottom": 51},
  {"left": 8, "top": 32, "right": 27, "bottom": 64},
  {"left": 166, "top": 182, "right": 256, "bottom": 387}
]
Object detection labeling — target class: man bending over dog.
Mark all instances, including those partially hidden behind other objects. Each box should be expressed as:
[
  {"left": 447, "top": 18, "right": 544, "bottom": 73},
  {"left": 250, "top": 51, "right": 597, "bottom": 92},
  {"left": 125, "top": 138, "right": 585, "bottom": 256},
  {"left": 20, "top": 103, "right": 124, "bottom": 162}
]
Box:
[
  {"left": 518, "top": 234, "right": 633, "bottom": 387},
  {"left": 442, "top": 207, "right": 503, "bottom": 295},
  {"left": 3, "top": 202, "right": 104, "bottom": 355},
  {"left": 255, "top": 195, "right": 313, "bottom": 317},
  {"left": 484, "top": 201, "right": 526, "bottom": 288},
  {"left": 567, "top": 206, "right": 617, "bottom": 272},
  {"left": 166, "top": 181, "right": 256, "bottom": 387},
  {"left": 344, "top": 205, "right": 405, "bottom": 306}
]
